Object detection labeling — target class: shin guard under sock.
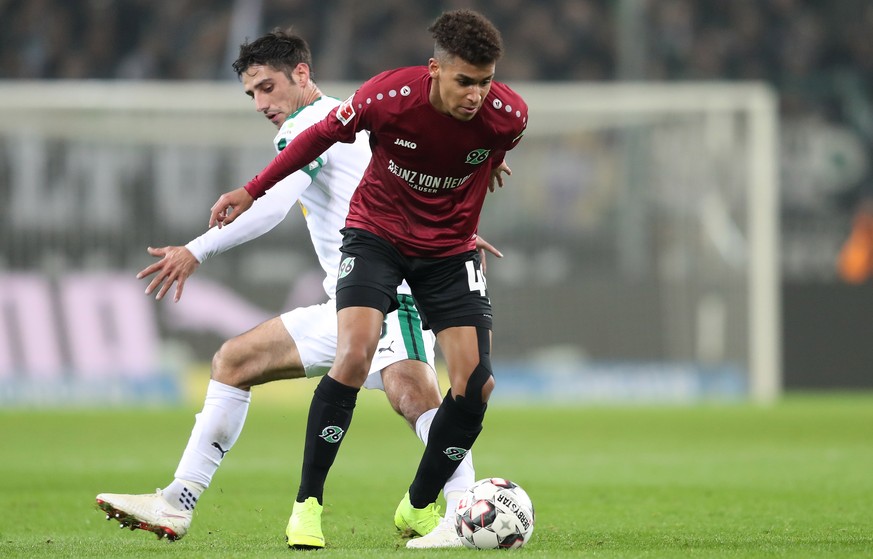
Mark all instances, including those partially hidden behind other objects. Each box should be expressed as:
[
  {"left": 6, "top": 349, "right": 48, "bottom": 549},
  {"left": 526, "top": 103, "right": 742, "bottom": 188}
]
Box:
[
  {"left": 408, "top": 393, "right": 485, "bottom": 508},
  {"left": 296, "top": 375, "right": 359, "bottom": 504}
]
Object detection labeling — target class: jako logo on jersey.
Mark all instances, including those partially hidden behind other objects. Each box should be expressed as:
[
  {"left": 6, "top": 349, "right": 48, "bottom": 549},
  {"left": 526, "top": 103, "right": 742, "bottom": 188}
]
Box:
[
  {"left": 465, "top": 148, "right": 491, "bottom": 165},
  {"left": 319, "top": 426, "right": 345, "bottom": 443},
  {"left": 338, "top": 256, "right": 355, "bottom": 278},
  {"left": 394, "top": 138, "right": 417, "bottom": 149},
  {"left": 443, "top": 447, "right": 468, "bottom": 461},
  {"left": 336, "top": 95, "right": 356, "bottom": 125}
]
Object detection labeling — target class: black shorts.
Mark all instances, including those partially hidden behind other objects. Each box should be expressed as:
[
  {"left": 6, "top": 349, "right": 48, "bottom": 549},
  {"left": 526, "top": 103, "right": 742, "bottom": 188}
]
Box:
[{"left": 335, "top": 228, "right": 492, "bottom": 333}]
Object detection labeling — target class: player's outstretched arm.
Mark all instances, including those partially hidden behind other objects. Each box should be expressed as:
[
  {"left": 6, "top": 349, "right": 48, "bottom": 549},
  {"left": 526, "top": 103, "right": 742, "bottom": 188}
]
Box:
[
  {"left": 136, "top": 246, "right": 200, "bottom": 302},
  {"left": 209, "top": 187, "right": 254, "bottom": 228}
]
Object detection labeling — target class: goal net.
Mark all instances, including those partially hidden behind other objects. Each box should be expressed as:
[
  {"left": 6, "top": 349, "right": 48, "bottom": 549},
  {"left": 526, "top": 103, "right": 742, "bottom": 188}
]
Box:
[{"left": 0, "top": 81, "right": 779, "bottom": 405}]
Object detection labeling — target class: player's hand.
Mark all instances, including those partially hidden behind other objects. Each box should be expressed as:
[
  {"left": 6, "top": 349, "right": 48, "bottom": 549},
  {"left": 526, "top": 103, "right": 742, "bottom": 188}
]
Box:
[
  {"left": 474, "top": 234, "right": 503, "bottom": 275},
  {"left": 136, "top": 246, "right": 200, "bottom": 302},
  {"left": 488, "top": 161, "right": 512, "bottom": 193},
  {"left": 209, "top": 187, "right": 254, "bottom": 228}
]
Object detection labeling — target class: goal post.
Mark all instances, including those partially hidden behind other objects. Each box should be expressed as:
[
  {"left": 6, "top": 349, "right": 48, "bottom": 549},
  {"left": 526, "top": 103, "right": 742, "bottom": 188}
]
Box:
[{"left": 505, "top": 82, "right": 781, "bottom": 403}]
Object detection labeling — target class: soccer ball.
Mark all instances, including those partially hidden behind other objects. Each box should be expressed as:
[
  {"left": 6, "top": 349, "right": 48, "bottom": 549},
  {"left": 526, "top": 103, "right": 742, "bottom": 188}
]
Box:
[{"left": 454, "top": 477, "right": 535, "bottom": 549}]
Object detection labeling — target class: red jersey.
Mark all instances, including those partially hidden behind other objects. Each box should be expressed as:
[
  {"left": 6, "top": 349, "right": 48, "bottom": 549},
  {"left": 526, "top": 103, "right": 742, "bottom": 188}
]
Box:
[{"left": 245, "top": 66, "right": 528, "bottom": 257}]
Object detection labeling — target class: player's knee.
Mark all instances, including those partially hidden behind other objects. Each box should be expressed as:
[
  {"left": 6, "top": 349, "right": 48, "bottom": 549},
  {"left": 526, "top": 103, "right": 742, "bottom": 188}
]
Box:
[
  {"left": 468, "top": 359, "right": 494, "bottom": 403},
  {"left": 480, "top": 373, "right": 495, "bottom": 402},
  {"left": 450, "top": 325, "right": 494, "bottom": 412},
  {"left": 210, "top": 338, "right": 251, "bottom": 388},
  {"left": 332, "top": 345, "right": 373, "bottom": 386},
  {"left": 395, "top": 389, "right": 442, "bottom": 427},
  {"left": 453, "top": 359, "right": 493, "bottom": 414},
  {"left": 383, "top": 363, "right": 442, "bottom": 424}
]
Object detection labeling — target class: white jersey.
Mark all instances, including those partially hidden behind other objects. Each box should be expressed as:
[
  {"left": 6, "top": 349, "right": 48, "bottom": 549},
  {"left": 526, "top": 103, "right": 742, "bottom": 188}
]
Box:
[
  {"left": 186, "top": 96, "right": 412, "bottom": 300},
  {"left": 184, "top": 95, "right": 436, "bottom": 382}
]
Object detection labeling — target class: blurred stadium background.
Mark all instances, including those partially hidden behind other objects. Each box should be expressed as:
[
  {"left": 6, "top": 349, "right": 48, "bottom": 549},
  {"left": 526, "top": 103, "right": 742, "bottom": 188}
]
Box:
[{"left": 2, "top": 0, "right": 872, "bottom": 407}]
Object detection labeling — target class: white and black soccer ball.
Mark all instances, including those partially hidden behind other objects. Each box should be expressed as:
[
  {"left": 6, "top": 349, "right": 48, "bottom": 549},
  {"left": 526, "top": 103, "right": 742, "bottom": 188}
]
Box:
[{"left": 454, "top": 477, "right": 535, "bottom": 549}]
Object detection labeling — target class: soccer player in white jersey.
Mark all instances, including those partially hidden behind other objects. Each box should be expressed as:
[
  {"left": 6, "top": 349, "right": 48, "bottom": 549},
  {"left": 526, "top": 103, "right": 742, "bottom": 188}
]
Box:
[{"left": 94, "top": 28, "right": 499, "bottom": 549}]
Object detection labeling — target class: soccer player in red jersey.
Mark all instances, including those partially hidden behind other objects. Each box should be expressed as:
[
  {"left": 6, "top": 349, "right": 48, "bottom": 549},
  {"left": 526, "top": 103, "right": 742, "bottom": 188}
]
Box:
[{"left": 208, "top": 9, "right": 527, "bottom": 548}]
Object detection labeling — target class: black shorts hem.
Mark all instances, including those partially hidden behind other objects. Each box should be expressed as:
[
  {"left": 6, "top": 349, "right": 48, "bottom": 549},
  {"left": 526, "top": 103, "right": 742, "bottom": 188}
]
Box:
[
  {"left": 430, "top": 314, "right": 493, "bottom": 334},
  {"left": 336, "top": 285, "right": 397, "bottom": 315}
]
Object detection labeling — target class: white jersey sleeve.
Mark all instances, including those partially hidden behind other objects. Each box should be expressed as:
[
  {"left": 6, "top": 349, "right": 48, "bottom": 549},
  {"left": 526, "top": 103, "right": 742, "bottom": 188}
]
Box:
[
  {"left": 185, "top": 172, "right": 311, "bottom": 263},
  {"left": 184, "top": 96, "right": 389, "bottom": 300},
  {"left": 183, "top": 100, "right": 329, "bottom": 264}
]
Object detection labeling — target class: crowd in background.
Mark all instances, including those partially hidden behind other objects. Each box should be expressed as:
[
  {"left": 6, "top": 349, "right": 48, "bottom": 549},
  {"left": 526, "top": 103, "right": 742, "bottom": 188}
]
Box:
[
  {"left": 3, "top": 0, "right": 871, "bottom": 121},
  {"left": 3, "top": 0, "right": 873, "bottom": 256},
  {"left": 1, "top": 0, "right": 870, "bottom": 88}
]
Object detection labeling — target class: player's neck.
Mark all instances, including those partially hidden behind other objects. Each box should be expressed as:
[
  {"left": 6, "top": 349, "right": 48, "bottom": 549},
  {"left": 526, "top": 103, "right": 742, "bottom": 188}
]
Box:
[
  {"left": 427, "top": 80, "right": 447, "bottom": 115},
  {"left": 297, "top": 82, "right": 322, "bottom": 111}
]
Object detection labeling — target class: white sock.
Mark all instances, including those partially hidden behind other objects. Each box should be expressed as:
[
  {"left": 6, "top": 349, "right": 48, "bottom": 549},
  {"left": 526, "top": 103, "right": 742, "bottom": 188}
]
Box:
[
  {"left": 444, "top": 490, "right": 464, "bottom": 521},
  {"left": 166, "top": 380, "right": 251, "bottom": 507},
  {"left": 162, "top": 479, "right": 205, "bottom": 511},
  {"left": 414, "top": 407, "right": 476, "bottom": 520}
]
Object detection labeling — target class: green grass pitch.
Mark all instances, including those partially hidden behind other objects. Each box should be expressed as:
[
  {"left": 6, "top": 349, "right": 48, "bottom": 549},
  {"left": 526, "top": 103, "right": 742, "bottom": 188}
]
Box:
[{"left": 1, "top": 389, "right": 872, "bottom": 558}]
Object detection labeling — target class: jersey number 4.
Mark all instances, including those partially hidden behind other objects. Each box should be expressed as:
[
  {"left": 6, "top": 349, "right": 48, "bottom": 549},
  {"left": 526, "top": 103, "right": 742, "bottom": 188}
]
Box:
[{"left": 465, "top": 260, "right": 487, "bottom": 297}]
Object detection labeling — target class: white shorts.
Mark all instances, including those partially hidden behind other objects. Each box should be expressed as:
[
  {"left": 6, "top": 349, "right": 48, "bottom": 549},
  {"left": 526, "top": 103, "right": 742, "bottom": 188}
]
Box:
[{"left": 280, "top": 294, "right": 437, "bottom": 390}]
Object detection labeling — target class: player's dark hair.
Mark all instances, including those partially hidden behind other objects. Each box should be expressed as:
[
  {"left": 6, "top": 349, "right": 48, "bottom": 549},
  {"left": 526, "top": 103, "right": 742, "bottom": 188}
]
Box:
[
  {"left": 428, "top": 9, "right": 503, "bottom": 66},
  {"left": 232, "top": 27, "right": 314, "bottom": 81}
]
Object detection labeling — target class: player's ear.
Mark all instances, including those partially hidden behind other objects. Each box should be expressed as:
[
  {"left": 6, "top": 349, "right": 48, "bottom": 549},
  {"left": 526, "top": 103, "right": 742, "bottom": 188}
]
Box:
[
  {"left": 293, "top": 62, "right": 311, "bottom": 86},
  {"left": 427, "top": 58, "right": 440, "bottom": 79}
]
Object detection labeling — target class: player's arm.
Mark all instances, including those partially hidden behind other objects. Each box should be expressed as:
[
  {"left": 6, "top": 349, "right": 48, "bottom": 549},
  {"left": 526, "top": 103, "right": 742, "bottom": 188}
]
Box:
[
  {"left": 142, "top": 171, "right": 312, "bottom": 301},
  {"left": 210, "top": 116, "right": 348, "bottom": 228},
  {"left": 191, "top": 172, "right": 311, "bottom": 260},
  {"left": 489, "top": 159, "right": 511, "bottom": 192},
  {"left": 488, "top": 95, "right": 527, "bottom": 192},
  {"left": 474, "top": 233, "right": 503, "bottom": 275}
]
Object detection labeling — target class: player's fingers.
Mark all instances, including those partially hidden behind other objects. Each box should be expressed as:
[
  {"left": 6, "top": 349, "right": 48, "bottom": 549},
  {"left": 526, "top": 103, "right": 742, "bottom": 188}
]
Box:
[
  {"left": 173, "top": 278, "right": 186, "bottom": 303},
  {"left": 145, "top": 268, "right": 171, "bottom": 296},
  {"left": 221, "top": 210, "right": 238, "bottom": 226},
  {"left": 136, "top": 264, "right": 157, "bottom": 279},
  {"left": 146, "top": 246, "right": 165, "bottom": 257},
  {"left": 156, "top": 284, "right": 171, "bottom": 301},
  {"left": 138, "top": 259, "right": 168, "bottom": 281},
  {"left": 209, "top": 198, "right": 228, "bottom": 228},
  {"left": 209, "top": 209, "right": 222, "bottom": 229},
  {"left": 479, "top": 238, "right": 503, "bottom": 258},
  {"left": 155, "top": 275, "right": 175, "bottom": 300},
  {"left": 144, "top": 276, "right": 161, "bottom": 296}
]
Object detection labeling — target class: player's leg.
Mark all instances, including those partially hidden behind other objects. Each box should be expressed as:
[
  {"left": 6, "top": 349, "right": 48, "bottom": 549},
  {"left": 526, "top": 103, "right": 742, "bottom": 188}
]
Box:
[
  {"left": 372, "top": 299, "right": 473, "bottom": 548},
  {"left": 286, "top": 305, "right": 383, "bottom": 549},
  {"left": 170, "top": 316, "right": 306, "bottom": 495},
  {"left": 97, "top": 307, "right": 323, "bottom": 540},
  {"left": 387, "top": 364, "right": 476, "bottom": 548},
  {"left": 380, "top": 359, "right": 440, "bottom": 427},
  {"left": 287, "top": 228, "right": 402, "bottom": 548},
  {"left": 407, "top": 325, "right": 493, "bottom": 503},
  {"left": 370, "top": 294, "right": 442, "bottom": 429},
  {"left": 295, "top": 305, "right": 384, "bottom": 505},
  {"left": 395, "top": 250, "right": 493, "bottom": 533}
]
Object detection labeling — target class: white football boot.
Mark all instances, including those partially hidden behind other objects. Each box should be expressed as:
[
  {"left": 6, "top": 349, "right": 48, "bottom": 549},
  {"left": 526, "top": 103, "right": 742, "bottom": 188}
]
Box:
[
  {"left": 406, "top": 515, "right": 464, "bottom": 549},
  {"left": 96, "top": 490, "right": 192, "bottom": 540}
]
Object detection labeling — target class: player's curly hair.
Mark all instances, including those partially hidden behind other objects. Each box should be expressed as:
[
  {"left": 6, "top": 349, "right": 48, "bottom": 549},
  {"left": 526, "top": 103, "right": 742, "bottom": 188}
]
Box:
[
  {"left": 429, "top": 9, "right": 503, "bottom": 66},
  {"left": 232, "top": 27, "right": 314, "bottom": 80}
]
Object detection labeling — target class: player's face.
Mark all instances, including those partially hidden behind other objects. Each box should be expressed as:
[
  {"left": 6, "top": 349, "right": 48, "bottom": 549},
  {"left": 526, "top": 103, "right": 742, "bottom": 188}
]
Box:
[
  {"left": 241, "top": 64, "right": 298, "bottom": 128},
  {"left": 428, "top": 56, "right": 495, "bottom": 122}
]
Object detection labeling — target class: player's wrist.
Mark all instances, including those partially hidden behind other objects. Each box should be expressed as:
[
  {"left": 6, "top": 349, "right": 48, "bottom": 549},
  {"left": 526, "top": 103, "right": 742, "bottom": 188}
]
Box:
[{"left": 243, "top": 179, "right": 264, "bottom": 200}]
